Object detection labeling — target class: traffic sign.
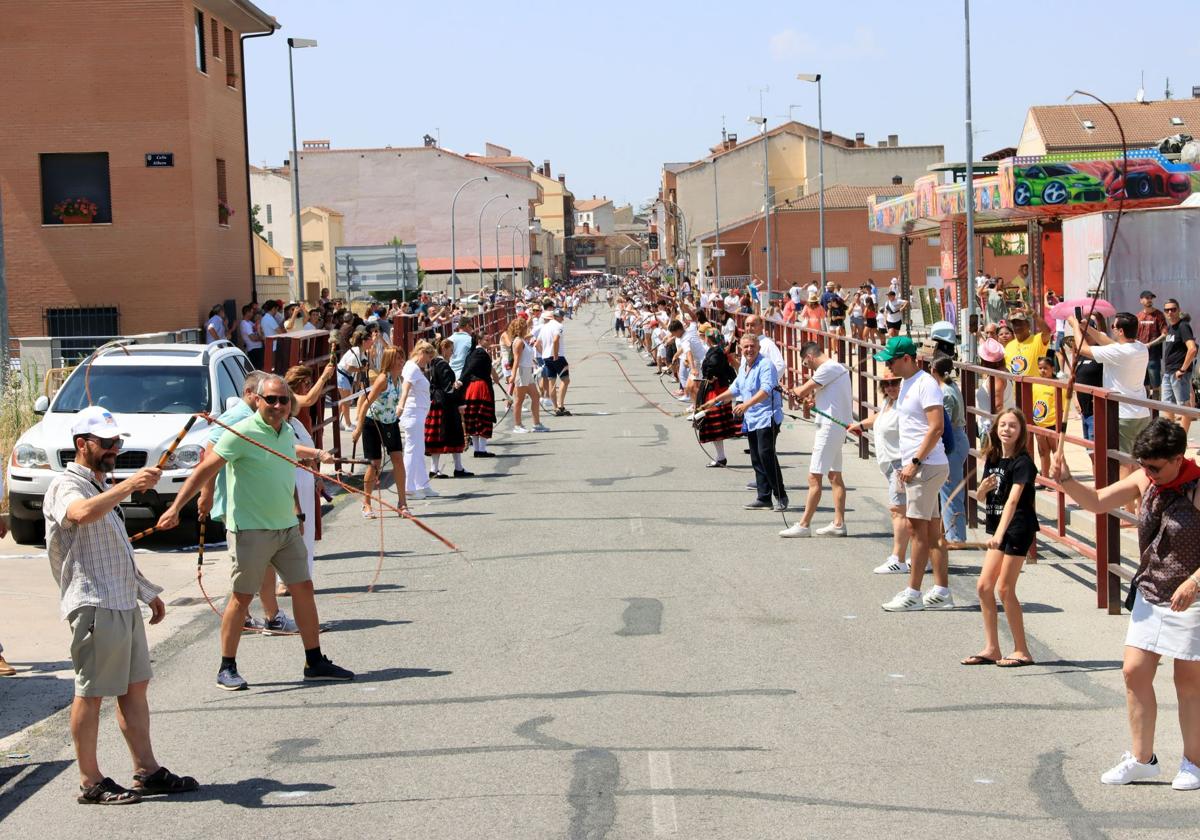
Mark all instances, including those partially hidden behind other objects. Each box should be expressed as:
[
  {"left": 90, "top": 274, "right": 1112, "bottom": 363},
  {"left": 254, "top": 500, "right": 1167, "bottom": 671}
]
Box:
[{"left": 713, "top": 249, "right": 726, "bottom": 257}]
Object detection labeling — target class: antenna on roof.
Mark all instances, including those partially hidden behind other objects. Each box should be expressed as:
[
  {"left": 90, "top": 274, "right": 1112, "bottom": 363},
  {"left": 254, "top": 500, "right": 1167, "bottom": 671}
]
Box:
[
  {"left": 1136, "top": 70, "right": 1145, "bottom": 103},
  {"left": 1165, "top": 77, "right": 1172, "bottom": 100}
]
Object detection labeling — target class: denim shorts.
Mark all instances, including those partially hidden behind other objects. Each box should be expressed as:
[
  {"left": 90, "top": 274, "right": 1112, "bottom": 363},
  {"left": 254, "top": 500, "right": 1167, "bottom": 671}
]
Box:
[{"left": 1162, "top": 372, "right": 1193, "bottom": 406}]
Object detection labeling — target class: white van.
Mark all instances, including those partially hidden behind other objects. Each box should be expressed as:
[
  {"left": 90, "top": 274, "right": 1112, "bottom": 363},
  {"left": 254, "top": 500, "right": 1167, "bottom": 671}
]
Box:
[{"left": 6, "top": 341, "right": 252, "bottom": 544}]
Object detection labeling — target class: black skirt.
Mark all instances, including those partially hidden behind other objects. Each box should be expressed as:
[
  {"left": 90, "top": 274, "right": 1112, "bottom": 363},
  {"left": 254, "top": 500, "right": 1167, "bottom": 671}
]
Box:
[
  {"left": 424, "top": 404, "right": 465, "bottom": 453},
  {"left": 462, "top": 379, "right": 497, "bottom": 439},
  {"left": 698, "top": 384, "right": 741, "bottom": 443}
]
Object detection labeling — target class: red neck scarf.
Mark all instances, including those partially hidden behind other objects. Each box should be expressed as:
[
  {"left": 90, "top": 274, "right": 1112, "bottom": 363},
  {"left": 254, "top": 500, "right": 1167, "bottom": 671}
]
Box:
[{"left": 1151, "top": 457, "right": 1200, "bottom": 493}]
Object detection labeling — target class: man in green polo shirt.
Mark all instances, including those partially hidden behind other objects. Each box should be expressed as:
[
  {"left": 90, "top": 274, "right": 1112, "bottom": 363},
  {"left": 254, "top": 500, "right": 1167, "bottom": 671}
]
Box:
[{"left": 158, "top": 374, "right": 353, "bottom": 691}]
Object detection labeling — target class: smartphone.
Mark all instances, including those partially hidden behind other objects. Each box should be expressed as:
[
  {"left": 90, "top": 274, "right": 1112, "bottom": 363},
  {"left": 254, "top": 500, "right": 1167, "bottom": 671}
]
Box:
[{"left": 1074, "top": 305, "right": 1083, "bottom": 322}]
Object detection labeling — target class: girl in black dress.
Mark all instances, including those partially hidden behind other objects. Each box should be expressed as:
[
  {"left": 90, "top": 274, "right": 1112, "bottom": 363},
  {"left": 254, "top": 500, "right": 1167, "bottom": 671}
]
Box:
[
  {"left": 962, "top": 408, "right": 1038, "bottom": 668},
  {"left": 460, "top": 333, "right": 508, "bottom": 458},
  {"left": 425, "top": 338, "right": 470, "bottom": 478},
  {"left": 695, "top": 328, "right": 741, "bottom": 467}
]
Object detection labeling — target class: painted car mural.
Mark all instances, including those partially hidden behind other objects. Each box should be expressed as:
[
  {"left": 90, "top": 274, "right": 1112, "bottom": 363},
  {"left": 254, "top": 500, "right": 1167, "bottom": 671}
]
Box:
[{"left": 1012, "top": 164, "right": 1106, "bottom": 206}]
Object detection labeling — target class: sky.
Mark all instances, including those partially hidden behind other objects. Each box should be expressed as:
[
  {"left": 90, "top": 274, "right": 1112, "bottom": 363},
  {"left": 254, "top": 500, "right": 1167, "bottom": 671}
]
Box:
[{"left": 245, "top": 0, "right": 1200, "bottom": 209}]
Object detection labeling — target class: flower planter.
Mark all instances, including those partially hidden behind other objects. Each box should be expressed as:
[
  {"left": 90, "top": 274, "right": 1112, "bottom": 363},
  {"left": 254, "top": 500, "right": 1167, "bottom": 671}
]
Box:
[{"left": 61, "top": 216, "right": 94, "bottom": 225}]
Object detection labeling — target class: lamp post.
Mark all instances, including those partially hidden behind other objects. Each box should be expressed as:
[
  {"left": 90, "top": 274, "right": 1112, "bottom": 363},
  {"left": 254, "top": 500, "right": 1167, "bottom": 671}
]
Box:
[
  {"left": 450, "top": 175, "right": 488, "bottom": 297},
  {"left": 495, "top": 206, "right": 524, "bottom": 295},
  {"left": 287, "top": 37, "right": 317, "bottom": 301},
  {"left": 501, "top": 224, "right": 528, "bottom": 291},
  {"left": 660, "top": 198, "right": 689, "bottom": 282},
  {"left": 712, "top": 153, "right": 721, "bottom": 288},
  {"left": 748, "top": 116, "right": 770, "bottom": 307},
  {"left": 797, "top": 73, "right": 825, "bottom": 290},
  {"left": 963, "top": 0, "right": 978, "bottom": 360},
  {"left": 476, "top": 192, "right": 509, "bottom": 294}
]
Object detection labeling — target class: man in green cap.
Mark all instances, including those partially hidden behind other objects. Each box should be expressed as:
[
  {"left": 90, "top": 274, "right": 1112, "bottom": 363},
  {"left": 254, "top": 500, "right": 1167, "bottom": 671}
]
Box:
[{"left": 873, "top": 337, "right": 954, "bottom": 613}]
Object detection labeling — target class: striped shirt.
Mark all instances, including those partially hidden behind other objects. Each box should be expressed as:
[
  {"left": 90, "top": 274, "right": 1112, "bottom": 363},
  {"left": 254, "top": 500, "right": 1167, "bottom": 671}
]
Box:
[{"left": 45, "top": 462, "right": 162, "bottom": 620}]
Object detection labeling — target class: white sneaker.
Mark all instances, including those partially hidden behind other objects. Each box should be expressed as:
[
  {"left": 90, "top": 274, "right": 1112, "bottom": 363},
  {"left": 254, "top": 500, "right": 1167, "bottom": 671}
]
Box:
[
  {"left": 1173, "top": 758, "right": 1200, "bottom": 790},
  {"left": 922, "top": 589, "right": 956, "bottom": 610},
  {"left": 420, "top": 486, "right": 440, "bottom": 498},
  {"left": 512, "top": 425, "right": 530, "bottom": 434},
  {"left": 410, "top": 488, "right": 427, "bottom": 500},
  {"left": 815, "top": 522, "right": 847, "bottom": 537},
  {"left": 874, "top": 556, "right": 910, "bottom": 575},
  {"left": 532, "top": 423, "right": 549, "bottom": 432},
  {"left": 540, "top": 397, "right": 554, "bottom": 410},
  {"left": 779, "top": 523, "right": 811, "bottom": 538},
  {"left": 882, "top": 589, "right": 924, "bottom": 612},
  {"left": 1101, "top": 752, "right": 1160, "bottom": 785}
]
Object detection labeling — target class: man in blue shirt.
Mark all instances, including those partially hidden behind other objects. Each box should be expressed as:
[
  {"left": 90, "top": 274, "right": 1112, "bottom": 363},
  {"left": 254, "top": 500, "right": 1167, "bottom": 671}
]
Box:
[
  {"left": 448, "top": 321, "right": 473, "bottom": 379},
  {"left": 699, "top": 334, "right": 787, "bottom": 511}
]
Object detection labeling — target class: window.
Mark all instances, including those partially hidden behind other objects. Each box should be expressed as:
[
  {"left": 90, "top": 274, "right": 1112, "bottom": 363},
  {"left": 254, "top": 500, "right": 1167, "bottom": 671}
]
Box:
[
  {"left": 53, "top": 365, "right": 209, "bottom": 414},
  {"left": 927, "top": 235, "right": 940, "bottom": 247},
  {"left": 216, "top": 158, "right": 228, "bottom": 225},
  {"left": 224, "top": 27, "right": 236, "bottom": 86},
  {"left": 194, "top": 10, "right": 207, "bottom": 72},
  {"left": 210, "top": 18, "right": 219, "bottom": 58},
  {"left": 265, "top": 204, "right": 272, "bottom": 223},
  {"left": 871, "top": 245, "right": 896, "bottom": 271},
  {"left": 267, "top": 231, "right": 273, "bottom": 246},
  {"left": 40, "top": 153, "right": 113, "bottom": 225},
  {"left": 45, "top": 306, "right": 120, "bottom": 365},
  {"left": 810, "top": 246, "right": 849, "bottom": 273},
  {"left": 925, "top": 267, "right": 941, "bottom": 283},
  {"left": 216, "top": 359, "right": 241, "bottom": 409}
]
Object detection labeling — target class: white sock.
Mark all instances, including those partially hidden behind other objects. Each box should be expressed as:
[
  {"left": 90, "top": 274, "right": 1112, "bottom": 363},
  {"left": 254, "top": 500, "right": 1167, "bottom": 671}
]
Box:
[
  {"left": 906, "top": 587, "right": 921, "bottom": 598},
  {"left": 476, "top": 438, "right": 488, "bottom": 453},
  {"left": 431, "top": 454, "right": 441, "bottom": 472},
  {"left": 713, "top": 440, "right": 726, "bottom": 460},
  {"left": 932, "top": 585, "right": 951, "bottom": 597},
  {"left": 887, "top": 554, "right": 900, "bottom": 564},
  {"left": 453, "top": 452, "right": 464, "bottom": 470}
]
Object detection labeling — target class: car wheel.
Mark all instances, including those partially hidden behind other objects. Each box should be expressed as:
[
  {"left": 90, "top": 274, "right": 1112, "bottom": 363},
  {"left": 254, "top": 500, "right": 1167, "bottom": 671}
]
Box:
[
  {"left": 9, "top": 516, "right": 44, "bottom": 546},
  {"left": 1126, "top": 173, "right": 1153, "bottom": 198},
  {"left": 1041, "top": 181, "right": 1069, "bottom": 204},
  {"left": 1014, "top": 182, "right": 1031, "bottom": 206}
]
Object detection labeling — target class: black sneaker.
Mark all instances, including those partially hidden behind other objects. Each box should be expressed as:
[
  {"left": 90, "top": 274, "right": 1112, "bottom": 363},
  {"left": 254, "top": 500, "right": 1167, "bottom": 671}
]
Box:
[
  {"left": 472, "top": 451, "right": 497, "bottom": 458},
  {"left": 303, "top": 655, "right": 354, "bottom": 682},
  {"left": 744, "top": 499, "right": 772, "bottom": 510}
]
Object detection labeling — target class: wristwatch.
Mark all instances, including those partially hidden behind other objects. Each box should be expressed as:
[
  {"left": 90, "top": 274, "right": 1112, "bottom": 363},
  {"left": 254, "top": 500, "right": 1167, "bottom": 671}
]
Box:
[
  {"left": 911, "top": 457, "right": 922, "bottom": 466},
  {"left": 296, "top": 513, "right": 306, "bottom": 522}
]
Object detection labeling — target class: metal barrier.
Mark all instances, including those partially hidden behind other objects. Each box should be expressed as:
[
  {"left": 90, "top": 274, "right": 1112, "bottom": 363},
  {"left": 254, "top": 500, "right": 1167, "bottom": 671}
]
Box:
[{"left": 700, "top": 305, "right": 1200, "bottom": 615}]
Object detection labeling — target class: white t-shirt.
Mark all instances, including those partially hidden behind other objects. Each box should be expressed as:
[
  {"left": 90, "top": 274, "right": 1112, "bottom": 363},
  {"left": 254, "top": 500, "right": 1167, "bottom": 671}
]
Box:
[
  {"left": 399, "top": 359, "right": 431, "bottom": 415},
  {"left": 239, "top": 319, "right": 262, "bottom": 351},
  {"left": 874, "top": 403, "right": 902, "bottom": 466},
  {"left": 338, "top": 348, "right": 365, "bottom": 371},
  {"left": 724, "top": 294, "right": 739, "bottom": 311},
  {"left": 896, "top": 370, "right": 947, "bottom": 465},
  {"left": 538, "top": 320, "right": 563, "bottom": 358},
  {"left": 699, "top": 291, "right": 713, "bottom": 309},
  {"left": 683, "top": 324, "right": 707, "bottom": 371},
  {"left": 812, "top": 359, "right": 852, "bottom": 428},
  {"left": 260, "top": 312, "right": 279, "bottom": 338},
  {"left": 739, "top": 334, "right": 785, "bottom": 379},
  {"left": 884, "top": 299, "right": 904, "bottom": 325},
  {"left": 788, "top": 285, "right": 803, "bottom": 305},
  {"left": 1090, "top": 341, "right": 1151, "bottom": 419},
  {"left": 205, "top": 315, "right": 226, "bottom": 343}
]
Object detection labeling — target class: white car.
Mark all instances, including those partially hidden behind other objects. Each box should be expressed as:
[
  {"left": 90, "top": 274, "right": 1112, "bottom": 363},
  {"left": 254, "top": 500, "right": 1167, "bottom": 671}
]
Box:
[{"left": 7, "top": 341, "right": 253, "bottom": 545}]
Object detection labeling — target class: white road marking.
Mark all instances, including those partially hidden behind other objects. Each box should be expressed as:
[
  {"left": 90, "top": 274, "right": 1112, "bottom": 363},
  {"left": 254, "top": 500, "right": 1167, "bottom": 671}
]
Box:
[{"left": 647, "top": 751, "right": 678, "bottom": 835}]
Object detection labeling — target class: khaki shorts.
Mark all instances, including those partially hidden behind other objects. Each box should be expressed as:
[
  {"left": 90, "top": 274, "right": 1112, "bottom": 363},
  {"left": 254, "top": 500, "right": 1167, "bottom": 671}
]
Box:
[
  {"left": 904, "top": 462, "right": 950, "bottom": 521},
  {"left": 231, "top": 526, "right": 310, "bottom": 594},
  {"left": 69, "top": 606, "right": 152, "bottom": 697},
  {"left": 1118, "top": 416, "right": 1151, "bottom": 455}
]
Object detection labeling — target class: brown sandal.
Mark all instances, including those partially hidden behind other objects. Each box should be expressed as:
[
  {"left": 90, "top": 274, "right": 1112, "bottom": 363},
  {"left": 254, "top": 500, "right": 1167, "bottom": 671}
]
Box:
[
  {"left": 78, "top": 777, "right": 142, "bottom": 805},
  {"left": 131, "top": 766, "right": 199, "bottom": 795}
]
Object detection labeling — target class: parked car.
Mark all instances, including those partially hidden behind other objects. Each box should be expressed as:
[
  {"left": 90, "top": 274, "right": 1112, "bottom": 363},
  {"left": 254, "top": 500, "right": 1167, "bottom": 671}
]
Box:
[
  {"left": 6, "top": 341, "right": 252, "bottom": 545},
  {"left": 1103, "top": 162, "right": 1192, "bottom": 200}
]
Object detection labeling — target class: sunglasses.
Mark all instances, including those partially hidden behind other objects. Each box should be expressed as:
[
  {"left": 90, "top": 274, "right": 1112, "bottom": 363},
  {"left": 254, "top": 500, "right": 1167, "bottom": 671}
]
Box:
[
  {"left": 1165, "top": 307, "right": 1179, "bottom": 313},
  {"left": 260, "top": 394, "right": 289, "bottom": 406},
  {"left": 1138, "top": 456, "right": 1179, "bottom": 475},
  {"left": 87, "top": 435, "right": 123, "bottom": 450}
]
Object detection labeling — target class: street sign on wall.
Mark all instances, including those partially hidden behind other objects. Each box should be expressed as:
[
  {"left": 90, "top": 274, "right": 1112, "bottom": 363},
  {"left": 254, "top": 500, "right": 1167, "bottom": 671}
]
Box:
[{"left": 335, "top": 244, "right": 420, "bottom": 292}]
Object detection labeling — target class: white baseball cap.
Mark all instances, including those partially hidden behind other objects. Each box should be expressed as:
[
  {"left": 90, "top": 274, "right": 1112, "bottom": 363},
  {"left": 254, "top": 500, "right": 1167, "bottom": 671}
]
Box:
[{"left": 70, "top": 405, "right": 131, "bottom": 439}]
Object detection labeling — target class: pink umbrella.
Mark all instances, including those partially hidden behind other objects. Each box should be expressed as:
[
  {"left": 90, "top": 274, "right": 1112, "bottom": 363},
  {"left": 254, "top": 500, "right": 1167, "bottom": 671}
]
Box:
[{"left": 1048, "top": 298, "right": 1117, "bottom": 322}]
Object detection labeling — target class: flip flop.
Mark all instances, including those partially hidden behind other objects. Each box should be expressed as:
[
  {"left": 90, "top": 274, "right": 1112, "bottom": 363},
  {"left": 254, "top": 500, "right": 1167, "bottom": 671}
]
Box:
[
  {"left": 996, "top": 657, "right": 1035, "bottom": 668},
  {"left": 960, "top": 655, "right": 998, "bottom": 666}
]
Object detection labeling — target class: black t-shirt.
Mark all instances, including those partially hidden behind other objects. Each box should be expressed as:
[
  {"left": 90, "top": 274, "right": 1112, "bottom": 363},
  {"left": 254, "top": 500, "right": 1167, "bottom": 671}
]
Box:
[
  {"left": 1075, "top": 358, "right": 1103, "bottom": 417},
  {"left": 1163, "top": 320, "right": 1196, "bottom": 374},
  {"left": 827, "top": 296, "right": 847, "bottom": 323},
  {"left": 984, "top": 451, "right": 1038, "bottom": 537}
]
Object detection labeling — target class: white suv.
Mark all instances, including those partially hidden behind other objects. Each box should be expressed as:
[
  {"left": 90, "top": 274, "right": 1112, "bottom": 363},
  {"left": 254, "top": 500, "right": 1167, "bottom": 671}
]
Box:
[{"left": 7, "top": 341, "right": 252, "bottom": 544}]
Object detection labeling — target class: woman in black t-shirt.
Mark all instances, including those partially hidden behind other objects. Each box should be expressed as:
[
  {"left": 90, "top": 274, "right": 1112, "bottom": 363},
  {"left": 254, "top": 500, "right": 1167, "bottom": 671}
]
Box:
[{"left": 961, "top": 408, "right": 1039, "bottom": 668}]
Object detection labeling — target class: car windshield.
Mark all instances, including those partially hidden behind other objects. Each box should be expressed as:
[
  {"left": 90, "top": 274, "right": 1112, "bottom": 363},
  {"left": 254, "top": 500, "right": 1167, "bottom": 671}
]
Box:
[
  {"left": 53, "top": 366, "right": 209, "bottom": 414},
  {"left": 1043, "top": 165, "right": 1075, "bottom": 176}
]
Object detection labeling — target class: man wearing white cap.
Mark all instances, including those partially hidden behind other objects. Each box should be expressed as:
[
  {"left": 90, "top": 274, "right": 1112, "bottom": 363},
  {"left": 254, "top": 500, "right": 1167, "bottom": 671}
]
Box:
[{"left": 45, "top": 406, "right": 198, "bottom": 804}]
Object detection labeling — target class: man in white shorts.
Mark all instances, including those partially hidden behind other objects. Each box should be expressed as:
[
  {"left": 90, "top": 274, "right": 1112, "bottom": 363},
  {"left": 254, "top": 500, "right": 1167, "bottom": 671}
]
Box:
[
  {"left": 780, "top": 342, "right": 851, "bottom": 538},
  {"left": 875, "top": 337, "right": 954, "bottom": 611}
]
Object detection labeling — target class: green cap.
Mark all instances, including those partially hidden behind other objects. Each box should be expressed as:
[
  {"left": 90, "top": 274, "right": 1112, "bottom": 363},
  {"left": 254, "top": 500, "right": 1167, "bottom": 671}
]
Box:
[{"left": 873, "top": 335, "right": 918, "bottom": 363}]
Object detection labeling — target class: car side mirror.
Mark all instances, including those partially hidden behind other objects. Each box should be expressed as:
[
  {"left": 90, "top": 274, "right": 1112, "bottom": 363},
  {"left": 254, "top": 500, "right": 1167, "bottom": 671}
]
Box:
[{"left": 34, "top": 395, "right": 49, "bottom": 414}]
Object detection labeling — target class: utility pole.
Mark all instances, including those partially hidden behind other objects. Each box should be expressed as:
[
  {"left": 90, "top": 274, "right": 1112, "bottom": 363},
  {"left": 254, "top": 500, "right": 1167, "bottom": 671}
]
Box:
[{"left": 964, "top": 0, "right": 978, "bottom": 360}]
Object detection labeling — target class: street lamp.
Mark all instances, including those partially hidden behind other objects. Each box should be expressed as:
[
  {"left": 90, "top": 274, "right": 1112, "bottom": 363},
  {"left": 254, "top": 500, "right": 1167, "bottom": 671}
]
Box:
[
  {"left": 450, "top": 175, "right": 488, "bottom": 296},
  {"left": 962, "top": 0, "right": 978, "bottom": 360},
  {"left": 797, "top": 73, "right": 825, "bottom": 290},
  {"left": 748, "top": 115, "right": 770, "bottom": 307},
  {"left": 476, "top": 192, "right": 509, "bottom": 294},
  {"left": 495, "top": 206, "right": 525, "bottom": 294},
  {"left": 287, "top": 37, "right": 317, "bottom": 301},
  {"left": 712, "top": 152, "right": 721, "bottom": 288},
  {"left": 500, "top": 224, "right": 529, "bottom": 291}
]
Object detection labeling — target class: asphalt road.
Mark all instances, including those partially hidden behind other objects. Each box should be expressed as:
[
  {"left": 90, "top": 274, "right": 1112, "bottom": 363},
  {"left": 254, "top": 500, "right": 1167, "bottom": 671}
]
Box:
[{"left": 0, "top": 305, "right": 1193, "bottom": 838}]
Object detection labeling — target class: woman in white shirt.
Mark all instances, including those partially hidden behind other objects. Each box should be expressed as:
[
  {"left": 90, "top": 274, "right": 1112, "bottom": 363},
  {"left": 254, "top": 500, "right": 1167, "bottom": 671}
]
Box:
[
  {"left": 848, "top": 378, "right": 911, "bottom": 574},
  {"left": 398, "top": 340, "right": 437, "bottom": 500},
  {"left": 505, "top": 318, "right": 546, "bottom": 433},
  {"left": 336, "top": 328, "right": 371, "bottom": 433},
  {"left": 205, "top": 305, "right": 227, "bottom": 344}
]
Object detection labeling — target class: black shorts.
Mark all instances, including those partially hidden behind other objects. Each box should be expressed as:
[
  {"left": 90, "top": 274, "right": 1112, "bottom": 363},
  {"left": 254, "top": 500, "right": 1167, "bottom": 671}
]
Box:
[
  {"left": 543, "top": 357, "right": 569, "bottom": 381},
  {"left": 362, "top": 418, "right": 402, "bottom": 461},
  {"left": 987, "top": 526, "right": 1035, "bottom": 556}
]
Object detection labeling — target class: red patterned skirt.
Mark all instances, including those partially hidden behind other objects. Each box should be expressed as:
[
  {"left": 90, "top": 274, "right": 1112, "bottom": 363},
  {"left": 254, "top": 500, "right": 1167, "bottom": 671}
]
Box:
[
  {"left": 461, "top": 379, "right": 497, "bottom": 439},
  {"left": 424, "top": 403, "right": 466, "bottom": 454},
  {"left": 697, "top": 383, "right": 741, "bottom": 443}
]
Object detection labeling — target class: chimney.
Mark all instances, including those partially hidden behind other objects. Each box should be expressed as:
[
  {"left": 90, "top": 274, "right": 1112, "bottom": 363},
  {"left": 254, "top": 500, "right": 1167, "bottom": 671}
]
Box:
[
  {"left": 887, "top": 134, "right": 899, "bottom": 147},
  {"left": 302, "top": 139, "right": 330, "bottom": 150},
  {"left": 855, "top": 132, "right": 865, "bottom": 147},
  {"left": 558, "top": 174, "right": 566, "bottom": 184},
  {"left": 877, "top": 140, "right": 887, "bottom": 148},
  {"left": 543, "top": 159, "right": 551, "bottom": 176},
  {"left": 727, "top": 133, "right": 737, "bottom": 148},
  {"left": 423, "top": 134, "right": 437, "bottom": 148},
  {"left": 1192, "top": 85, "right": 1200, "bottom": 99},
  {"left": 892, "top": 175, "right": 903, "bottom": 185}
]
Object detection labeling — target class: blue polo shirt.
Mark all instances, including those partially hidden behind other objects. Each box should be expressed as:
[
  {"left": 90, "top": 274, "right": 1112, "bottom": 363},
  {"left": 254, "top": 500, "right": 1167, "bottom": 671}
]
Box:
[
  {"left": 449, "top": 331, "right": 473, "bottom": 378},
  {"left": 732, "top": 354, "right": 782, "bottom": 432}
]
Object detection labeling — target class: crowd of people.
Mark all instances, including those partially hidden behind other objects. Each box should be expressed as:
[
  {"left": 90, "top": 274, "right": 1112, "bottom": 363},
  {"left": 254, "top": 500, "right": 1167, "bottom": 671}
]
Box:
[{"left": 610, "top": 270, "right": 1200, "bottom": 790}]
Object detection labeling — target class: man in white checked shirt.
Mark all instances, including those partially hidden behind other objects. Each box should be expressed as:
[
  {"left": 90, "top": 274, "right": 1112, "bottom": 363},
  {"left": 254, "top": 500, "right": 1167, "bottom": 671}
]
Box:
[{"left": 45, "top": 406, "right": 198, "bottom": 805}]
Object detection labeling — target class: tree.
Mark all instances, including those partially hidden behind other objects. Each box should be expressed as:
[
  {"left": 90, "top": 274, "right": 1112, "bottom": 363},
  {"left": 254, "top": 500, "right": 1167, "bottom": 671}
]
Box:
[{"left": 249, "top": 204, "right": 264, "bottom": 236}]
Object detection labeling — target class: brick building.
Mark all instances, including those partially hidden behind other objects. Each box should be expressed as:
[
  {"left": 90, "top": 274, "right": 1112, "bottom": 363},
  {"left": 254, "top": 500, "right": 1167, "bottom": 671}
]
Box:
[{"left": 0, "top": 0, "right": 278, "bottom": 345}]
